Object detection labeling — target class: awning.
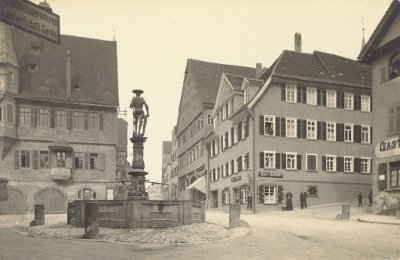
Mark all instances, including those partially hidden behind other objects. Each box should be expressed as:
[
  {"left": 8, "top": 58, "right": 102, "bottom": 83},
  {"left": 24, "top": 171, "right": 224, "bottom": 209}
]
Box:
[
  {"left": 48, "top": 139, "right": 73, "bottom": 152},
  {"left": 186, "top": 176, "right": 206, "bottom": 193}
]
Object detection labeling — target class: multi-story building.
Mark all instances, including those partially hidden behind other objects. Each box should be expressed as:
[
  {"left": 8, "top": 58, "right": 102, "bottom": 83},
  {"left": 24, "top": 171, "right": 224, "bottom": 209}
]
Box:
[
  {"left": 167, "top": 126, "right": 179, "bottom": 200},
  {"left": 359, "top": 0, "right": 400, "bottom": 213},
  {"left": 174, "top": 59, "right": 255, "bottom": 201},
  {"left": 206, "top": 38, "right": 373, "bottom": 212},
  {"left": 161, "top": 141, "right": 172, "bottom": 199},
  {"left": 0, "top": 22, "right": 122, "bottom": 213}
]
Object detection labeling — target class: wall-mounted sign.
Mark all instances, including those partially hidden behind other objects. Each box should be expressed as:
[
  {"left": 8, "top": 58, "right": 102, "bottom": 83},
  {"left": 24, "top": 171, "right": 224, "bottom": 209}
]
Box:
[
  {"left": 258, "top": 172, "right": 283, "bottom": 178},
  {"left": 0, "top": 0, "right": 60, "bottom": 44},
  {"left": 375, "top": 136, "right": 400, "bottom": 158},
  {"left": 231, "top": 175, "right": 241, "bottom": 182}
]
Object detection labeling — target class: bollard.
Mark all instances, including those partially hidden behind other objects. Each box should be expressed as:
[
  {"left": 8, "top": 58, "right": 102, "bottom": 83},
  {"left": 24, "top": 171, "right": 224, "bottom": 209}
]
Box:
[
  {"left": 82, "top": 203, "right": 99, "bottom": 239},
  {"left": 342, "top": 204, "right": 350, "bottom": 220},
  {"left": 34, "top": 204, "right": 45, "bottom": 226},
  {"left": 229, "top": 204, "right": 241, "bottom": 228}
]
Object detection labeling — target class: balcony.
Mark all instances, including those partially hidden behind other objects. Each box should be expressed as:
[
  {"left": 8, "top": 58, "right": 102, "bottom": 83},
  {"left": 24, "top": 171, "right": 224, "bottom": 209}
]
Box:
[{"left": 50, "top": 168, "right": 72, "bottom": 181}]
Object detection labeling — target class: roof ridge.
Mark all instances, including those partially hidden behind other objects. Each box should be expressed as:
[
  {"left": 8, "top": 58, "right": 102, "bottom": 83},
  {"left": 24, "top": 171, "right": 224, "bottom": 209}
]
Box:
[{"left": 313, "top": 51, "right": 336, "bottom": 79}]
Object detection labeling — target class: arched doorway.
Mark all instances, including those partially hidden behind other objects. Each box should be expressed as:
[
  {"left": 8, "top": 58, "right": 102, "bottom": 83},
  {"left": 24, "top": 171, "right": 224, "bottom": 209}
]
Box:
[
  {"left": 1, "top": 187, "right": 28, "bottom": 214},
  {"left": 34, "top": 187, "right": 67, "bottom": 213}
]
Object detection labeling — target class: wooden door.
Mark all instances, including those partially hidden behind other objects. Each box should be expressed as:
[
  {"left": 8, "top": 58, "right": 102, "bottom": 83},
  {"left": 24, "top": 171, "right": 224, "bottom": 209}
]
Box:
[
  {"left": 7, "top": 187, "right": 27, "bottom": 214},
  {"left": 35, "top": 187, "right": 66, "bottom": 213}
]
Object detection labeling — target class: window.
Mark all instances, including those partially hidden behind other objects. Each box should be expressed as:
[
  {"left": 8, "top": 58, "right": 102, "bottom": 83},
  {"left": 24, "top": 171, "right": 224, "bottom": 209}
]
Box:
[
  {"left": 106, "top": 188, "right": 114, "bottom": 200},
  {"left": 389, "top": 53, "right": 400, "bottom": 79},
  {"left": 21, "top": 150, "right": 30, "bottom": 168},
  {"left": 234, "top": 158, "right": 238, "bottom": 173},
  {"left": 242, "top": 118, "right": 248, "bottom": 139},
  {"left": 56, "top": 110, "right": 66, "bottom": 128},
  {"left": 262, "top": 186, "right": 276, "bottom": 204},
  {"left": 390, "top": 169, "right": 400, "bottom": 188},
  {"left": 264, "top": 152, "right": 275, "bottom": 169},
  {"left": 344, "top": 93, "right": 353, "bottom": 110},
  {"left": 30, "top": 46, "right": 41, "bottom": 55},
  {"left": 6, "top": 103, "right": 13, "bottom": 123},
  {"left": 90, "top": 153, "right": 99, "bottom": 170},
  {"left": 306, "top": 87, "right": 317, "bottom": 105},
  {"left": 221, "top": 164, "right": 226, "bottom": 178},
  {"left": 234, "top": 125, "right": 238, "bottom": 144},
  {"left": 88, "top": 113, "right": 98, "bottom": 130},
  {"left": 243, "top": 153, "right": 249, "bottom": 169},
  {"left": 306, "top": 154, "right": 317, "bottom": 171},
  {"left": 388, "top": 105, "right": 400, "bottom": 136},
  {"left": 38, "top": 108, "right": 48, "bottom": 126},
  {"left": 361, "top": 125, "right": 370, "bottom": 144},
  {"left": 286, "top": 118, "right": 296, "bottom": 138},
  {"left": 73, "top": 112, "right": 84, "bottom": 129},
  {"left": 286, "top": 153, "right": 297, "bottom": 170},
  {"left": 285, "top": 84, "right": 297, "bottom": 103},
  {"left": 344, "top": 157, "right": 354, "bottom": 173},
  {"left": 39, "top": 151, "right": 49, "bottom": 168},
  {"left": 28, "top": 63, "right": 39, "bottom": 72},
  {"left": 326, "top": 155, "right": 336, "bottom": 172},
  {"left": 56, "top": 152, "right": 66, "bottom": 168},
  {"left": 240, "top": 186, "right": 248, "bottom": 204},
  {"left": 326, "top": 90, "right": 336, "bottom": 108},
  {"left": 361, "top": 158, "right": 371, "bottom": 174},
  {"left": 222, "top": 189, "right": 230, "bottom": 205},
  {"left": 326, "top": 122, "right": 336, "bottom": 141},
  {"left": 361, "top": 95, "right": 370, "bottom": 112},
  {"left": 19, "top": 107, "right": 30, "bottom": 125},
  {"left": 264, "top": 115, "right": 275, "bottom": 136},
  {"left": 74, "top": 152, "right": 84, "bottom": 169},
  {"left": 207, "top": 115, "right": 213, "bottom": 125},
  {"left": 227, "top": 131, "right": 232, "bottom": 147},
  {"left": 307, "top": 186, "right": 318, "bottom": 197},
  {"left": 344, "top": 124, "right": 353, "bottom": 143},
  {"left": 307, "top": 120, "right": 317, "bottom": 140},
  {"left": 230, "top": 160, "right": 235, "bottom": 175}
]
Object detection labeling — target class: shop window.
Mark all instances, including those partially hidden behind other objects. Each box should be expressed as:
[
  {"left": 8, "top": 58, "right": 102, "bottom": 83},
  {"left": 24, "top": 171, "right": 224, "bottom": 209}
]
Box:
[
  {"left": 390, "top": 169, "right": 400, "bottom": 188},
  {"left": 306, "top": 154, "right": 317, "bottom": 171},
  {"left": 307, "top": 186, "right": 318, "bottom": 197},
  {"left": 389, "top": 53, "right": 400, "bottom": 79},
  {"left": 106, "top": 188, "right": 114, "bottom": 200},
  {"left": 240, "top": 186, "right": 248, "bottom": 204},
  {"left": 222, "top": 189, "right": 230, "bottom": 205},
  {"left": 258, "top": 185, "right": 276, "bottom": 204}
]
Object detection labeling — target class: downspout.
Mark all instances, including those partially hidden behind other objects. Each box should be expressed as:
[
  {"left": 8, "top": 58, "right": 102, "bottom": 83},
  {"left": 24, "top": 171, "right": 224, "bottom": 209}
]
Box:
[{"left": 246, "top": 108, "right": 256, "bottom": 214}]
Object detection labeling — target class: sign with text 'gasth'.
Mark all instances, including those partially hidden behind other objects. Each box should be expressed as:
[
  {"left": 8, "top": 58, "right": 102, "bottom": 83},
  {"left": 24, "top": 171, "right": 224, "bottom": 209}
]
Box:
[
  {"left": 375, "top": 136, "right": 400, "bottom": 158},
  {"left": 0, "top": 0, "right": 60, "bottom": 44}
]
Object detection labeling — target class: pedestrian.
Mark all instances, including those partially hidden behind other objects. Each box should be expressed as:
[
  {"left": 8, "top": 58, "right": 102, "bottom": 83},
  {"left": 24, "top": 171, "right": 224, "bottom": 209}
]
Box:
[
  {"left": 300, "top": 190, "right": 308, "bottom": 209},
  {"left": 281, "top": 197, "right": 287, "bottom": 211},
  {"left": 357, "top": 192, "right": 363, "bottom": 207},
  {"left": 247, "top": 193, "right": 252, "bottom": 210},
  {"left": 285, "top": 190, "right": 293, "bottom": 210},
  {"left": 368, "top": 189, "right": 373, "bottom": 206}
]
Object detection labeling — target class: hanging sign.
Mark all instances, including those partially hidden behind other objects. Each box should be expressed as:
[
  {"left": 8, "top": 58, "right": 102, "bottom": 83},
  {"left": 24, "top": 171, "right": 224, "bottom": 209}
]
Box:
[
  {"left": 375, "top": 136, "right": 400, "bottom": 158},
  {"left": 258, "top": 172, "right": 283, "bottom": 178}
]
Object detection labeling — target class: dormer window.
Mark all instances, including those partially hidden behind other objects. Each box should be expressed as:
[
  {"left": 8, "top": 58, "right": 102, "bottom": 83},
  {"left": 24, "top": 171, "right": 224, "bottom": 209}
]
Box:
[
  {"left": 30, "top": 46, "right": 41, "bottom": 55},
  {"left": 28, "top": 63, "right": 39, "bottom": 72},
  {"left": 389, "top": 53, "right": 400, "bottom": 79}
]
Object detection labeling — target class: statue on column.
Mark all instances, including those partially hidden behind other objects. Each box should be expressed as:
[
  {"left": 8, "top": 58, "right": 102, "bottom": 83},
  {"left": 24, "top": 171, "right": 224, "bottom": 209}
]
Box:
[{"left": 130, "top": 89, "right": 149, "bottom": 136}]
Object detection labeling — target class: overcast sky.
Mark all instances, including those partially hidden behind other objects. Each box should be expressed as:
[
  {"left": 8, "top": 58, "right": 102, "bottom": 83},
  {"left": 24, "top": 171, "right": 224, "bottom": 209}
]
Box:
[{"left": 32, "top": 0, "right": 391, "bottom": 182}]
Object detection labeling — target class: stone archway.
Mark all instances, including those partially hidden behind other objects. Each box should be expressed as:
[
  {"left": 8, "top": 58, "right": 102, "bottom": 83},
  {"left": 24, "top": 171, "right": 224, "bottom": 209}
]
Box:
[
  {"left": 34, "top": 187, "right": 67, "bottom": 213},
  {"left": 1, "top": 187, "right": 28, "bottom": 214}
]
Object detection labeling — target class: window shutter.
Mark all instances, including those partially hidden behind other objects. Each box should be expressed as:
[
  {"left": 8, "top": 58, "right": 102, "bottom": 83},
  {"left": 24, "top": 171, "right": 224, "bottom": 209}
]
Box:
[
  {"left": 30, "top": 107, "right": 37, "bottom": 127},
  {"left": 302, "top": 87, "right": 307, "bottom": 104},
  {"left": 317, "top": 121, "right": 322, "bottom": 140},
  {"left": 302, "top": 120, "right": 307, "bottom": 138},
  {"left": 339, "top": 92, "right": 345, "bottom": 109},
  {"left": 259, "top": 152, "right": 264, "bottom": 168},
  {"left": 231, "top": 127, "right": 234, "bottom": 145},
  {"left": 337, "top": 157, "right": 344, "bottom": 172},
  {"left": 275, "top": 117, "right": 281, "bottom": 136},
  {"left": 297, "top": 87, "right": 302, "bottom": 103},
  {"left": 278, "top": 185, "right": 283, "bottom": 203},
  {"left": 14, "top": 150, "right": 19, "bottom": 169},
  {"left": 67, "top": 111, "right": 73, "bottom": 129},
  {"left": 354, "top": 125, "right": 361, "bottom": 143},
  {"left": 84, "top": 153, "right": 89, "bottom": 170},
  {"left": 238, "top": 156, "right": 242, "bottom": 171},
  {"left": 50, "top": 109, "right": 55, "bottom": 128},
  {"left": 322, "top": 156, "right": 326, "bottom": 171},
  {"left": 354, "top": 95, "right": 361, "bottom": 111},
  {"left": 317, "top": 89, "right": 321, "bottom": 106},
  {"left": 297, "top": 154, "right": 302, "bottom": 170},
  {"left": 99, "top": 113, "right": 104, "bottom": 131},
  {"left": 281, "top": 153, "right": 286, "bottom": 169},
  {"left": 276, "top": 153, "right": 281, "bottom": 169},
  {"left": 258, "top": 185, "right": 264, "bottom": 203},
  {"left": 336, "top": 123, "right": 344, "bottom": 142},
  {"left": 322, "top": 122, "right": 326, "bottom": 140},
  {"left": 354, "top": 158, "right": 361, "bottom": 173},
  {"left": 84, "top": 112, "right": 89, "bottom": 130},
  {"left": 281, "top": 86, "right": 285, "bottom": 101},
  {"left": 259, "top": 116, "right": 264, "bottom": 135},
  {"left": 245, "top": 117, "right": 249, "bottom": 137},
  {"left": 297, "top": 119, "right": 302, "bottom": 138},
  {"left": 280, "top": 117, "right": 286, "bottom": 137},
  {"left": 321, "top": 90, "right": 326, "bottom": 106},
  {"left": 238, "top": 122, "right": 242, "bottom": 141},
  {"left": 33, "top": 150, "right": 39, "bottom": 169},
  {"left": 220, "top": 135, "right": 224, "bottom": 151}
]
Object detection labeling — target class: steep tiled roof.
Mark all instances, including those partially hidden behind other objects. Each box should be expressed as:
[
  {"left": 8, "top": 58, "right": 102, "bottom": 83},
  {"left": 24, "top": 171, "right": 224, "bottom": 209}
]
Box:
[
  {"left": 187, "top": 59, "right": 255, "bottom": 105},
  {"left": 12, "top": 28, "right": 119, "bottom": 106},
  {"left": 274, "top": 50, "right": 371, "bottom": 88},
  {"left": 224, "top": 73, "right": 246, "bottom": 91}
]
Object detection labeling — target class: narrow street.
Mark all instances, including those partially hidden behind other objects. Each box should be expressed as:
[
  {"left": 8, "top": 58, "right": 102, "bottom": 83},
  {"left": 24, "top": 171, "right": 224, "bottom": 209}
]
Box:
[{"left": 1, "top": 205, "right": 399, "bottom": 260}]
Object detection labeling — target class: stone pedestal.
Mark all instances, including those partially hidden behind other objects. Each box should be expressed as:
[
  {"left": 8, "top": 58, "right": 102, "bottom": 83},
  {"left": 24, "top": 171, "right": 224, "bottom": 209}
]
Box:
[
  {"left": 229, "top": 204, "right": 241, "bottom": 228},
  {"left": 342, "top": 204, "right": 350, "bottom": 220},
  {"left": 83, "top": 203, "right": 99, "bottom": 239},
  {"left": 34, "top": 204, "right": 45, "bottom": 226},
  {"left": 128, "top": 135, "right": 148, "bottom": 199}
]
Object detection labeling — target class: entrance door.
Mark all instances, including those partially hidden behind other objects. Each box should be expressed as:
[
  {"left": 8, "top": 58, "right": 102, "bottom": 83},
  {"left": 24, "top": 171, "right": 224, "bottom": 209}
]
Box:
[
  {"left": 35, "top": 187, "right": 66, "bottom": 213},
  {"left": 211, "top": 190, "right": 218, "bottom": 208},
  {"left": 7, "top": 187, "right": 27, "bottom": 214}
]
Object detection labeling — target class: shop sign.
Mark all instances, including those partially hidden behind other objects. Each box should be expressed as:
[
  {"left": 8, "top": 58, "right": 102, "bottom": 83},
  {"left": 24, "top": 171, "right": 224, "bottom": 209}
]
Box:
[
  {"left": 375, "top": 136, "right": 400, "bottom": 158},
  {"left": 258, "top": 172, "right": 283, "bottom": 178},
  {"left": 0, "top": 0, "right": 60, "bottom": 44},
  {"left": 231, "top": 176, "right": 241, "bottom": 182}
]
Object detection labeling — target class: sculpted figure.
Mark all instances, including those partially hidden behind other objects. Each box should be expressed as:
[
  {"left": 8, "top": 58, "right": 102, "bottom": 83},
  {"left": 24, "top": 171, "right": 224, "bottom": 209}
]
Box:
[{"left": 130, "top": 90, "right": 149, "bottom": 136}]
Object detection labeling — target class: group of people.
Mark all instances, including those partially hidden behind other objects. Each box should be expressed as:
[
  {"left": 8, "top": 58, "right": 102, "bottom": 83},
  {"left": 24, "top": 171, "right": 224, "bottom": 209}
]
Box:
[
  {"left": 281, "top": 190, "right": 308, "bottom": 211},
  {"left": 357, "top": 189, "right": 373, "bottom": 207}
]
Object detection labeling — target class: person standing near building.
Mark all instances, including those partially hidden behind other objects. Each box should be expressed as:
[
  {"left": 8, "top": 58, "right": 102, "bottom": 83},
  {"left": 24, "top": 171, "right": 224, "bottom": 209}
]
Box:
[
  {"left": 285, "top": 190, "right": 293, "bottom": 210},
  {"left": 247, "top": 193, "right": 252, "bottom": 210},
  {"left": 358, "top": 192, "right": 363, "bottom": 207},
  {"left": 368, "top": 189, "right": 373, "bottom": 206},
  {"left": 300, "top": 190, "right": 308, "bottom": 209}
]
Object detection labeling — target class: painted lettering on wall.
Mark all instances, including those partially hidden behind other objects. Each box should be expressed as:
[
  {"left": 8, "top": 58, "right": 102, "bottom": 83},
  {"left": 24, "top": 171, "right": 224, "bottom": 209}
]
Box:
[{"left": 375, "top": 136, "right": 400, "bottom": 158}]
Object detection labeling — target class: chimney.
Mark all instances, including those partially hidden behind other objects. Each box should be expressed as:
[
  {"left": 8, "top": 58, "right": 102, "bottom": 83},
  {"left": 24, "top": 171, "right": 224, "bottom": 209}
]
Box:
[
  {"left": 294, "top": 32, "right": 302, "bottom": 53},
  {"left": 66, "top": 50, "right": 71, "bottom": 97},
  {"left": 38, "top": 1, "right": 53, "bottom": 13},
  {"left": 256, "top": 63, "right": 263, "bottom": 78}
]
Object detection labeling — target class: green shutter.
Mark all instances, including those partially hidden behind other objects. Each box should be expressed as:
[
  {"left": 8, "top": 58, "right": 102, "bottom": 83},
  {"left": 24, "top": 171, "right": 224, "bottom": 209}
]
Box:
[{"left": 297, "top": 154, "right": 302, "bottom": 170}]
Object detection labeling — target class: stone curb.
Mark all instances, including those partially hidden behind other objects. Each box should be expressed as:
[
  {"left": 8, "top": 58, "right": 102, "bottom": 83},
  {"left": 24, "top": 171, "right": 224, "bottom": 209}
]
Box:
[{"left": 356, "top": 218, "right": 400, "bottom": 226}]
